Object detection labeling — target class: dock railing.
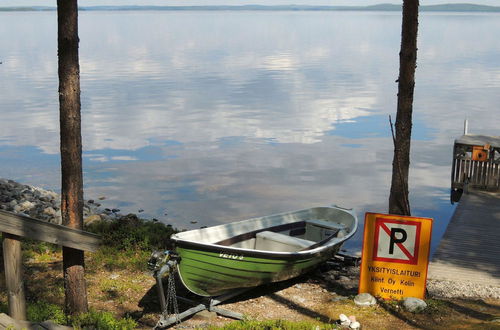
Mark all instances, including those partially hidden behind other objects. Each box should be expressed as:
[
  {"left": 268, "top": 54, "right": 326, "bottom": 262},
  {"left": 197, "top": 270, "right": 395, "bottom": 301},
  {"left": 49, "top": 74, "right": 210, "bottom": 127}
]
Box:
[
  {"left": 451, "top": 134, "right": 500, "bottom": 196},
  {"left": 0, "top": 209, "right": 100, "bottom": 320}
]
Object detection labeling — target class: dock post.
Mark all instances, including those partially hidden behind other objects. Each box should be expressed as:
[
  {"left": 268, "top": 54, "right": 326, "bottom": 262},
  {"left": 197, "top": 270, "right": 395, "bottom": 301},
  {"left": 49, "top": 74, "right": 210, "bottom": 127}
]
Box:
[
  {"left": 463, "top": 119, "right": 468, "bottom": 135},
  {"left": 2, "top": 233, "right": 26, "bottom": 320}
]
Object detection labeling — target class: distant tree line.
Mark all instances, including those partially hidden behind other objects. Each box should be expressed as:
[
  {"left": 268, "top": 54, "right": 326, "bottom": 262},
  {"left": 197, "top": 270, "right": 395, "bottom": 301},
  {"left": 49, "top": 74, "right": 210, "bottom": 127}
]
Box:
[{"left": 2, "top": 4, "right": 500, "bottom": 12}]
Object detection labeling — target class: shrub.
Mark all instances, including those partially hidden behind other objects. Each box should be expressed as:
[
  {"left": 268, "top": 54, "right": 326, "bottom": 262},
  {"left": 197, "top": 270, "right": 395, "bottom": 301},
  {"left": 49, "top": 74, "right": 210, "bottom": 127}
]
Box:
[
  {"left": 70, "top": 310, "right": 137, "bottom": 330},
  {"left": 86, "top": 214, "right": 177, "bottom": 251},
  {"left": 26, "top": 301, "right": 66, "bottom": 324},
  {"left": 23, "top": 301, "right": 136, "bottom": 329}
]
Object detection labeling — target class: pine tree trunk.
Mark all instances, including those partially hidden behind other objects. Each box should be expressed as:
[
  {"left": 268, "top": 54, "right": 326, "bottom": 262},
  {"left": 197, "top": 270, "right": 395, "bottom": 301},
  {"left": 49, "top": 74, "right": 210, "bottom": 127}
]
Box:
[
  {"left": 389, "top": 0, "right": 419, "bottom": 216},
  {"left": 57, "top": 0, "right": 88, "bottom": 315}
]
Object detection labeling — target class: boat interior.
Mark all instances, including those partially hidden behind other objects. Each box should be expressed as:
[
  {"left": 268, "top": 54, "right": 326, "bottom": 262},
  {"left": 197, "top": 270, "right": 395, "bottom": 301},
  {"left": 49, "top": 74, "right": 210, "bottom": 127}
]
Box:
[
  {"left": 217, "top": 219, "right": 349, "bottom": 252},
  {"left": 173, "top": 207, "right": 357, "bottom": 252}
]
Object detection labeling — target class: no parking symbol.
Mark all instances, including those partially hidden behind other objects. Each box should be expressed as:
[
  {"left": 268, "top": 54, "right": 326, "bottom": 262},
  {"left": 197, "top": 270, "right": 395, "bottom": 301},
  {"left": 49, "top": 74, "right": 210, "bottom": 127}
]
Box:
[{"left": 373, "top": 218, "right": 421, "bottom": 265}]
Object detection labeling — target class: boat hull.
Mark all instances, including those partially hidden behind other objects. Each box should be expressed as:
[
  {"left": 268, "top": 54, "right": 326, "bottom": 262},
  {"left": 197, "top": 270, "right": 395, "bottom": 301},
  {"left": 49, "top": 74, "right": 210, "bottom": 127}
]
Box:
[
  {"left": 175, "top": 237, "right": 342, "bottom": 297},
  {"left": 172, "top": 206, "right": 357, "bottom": 297}
]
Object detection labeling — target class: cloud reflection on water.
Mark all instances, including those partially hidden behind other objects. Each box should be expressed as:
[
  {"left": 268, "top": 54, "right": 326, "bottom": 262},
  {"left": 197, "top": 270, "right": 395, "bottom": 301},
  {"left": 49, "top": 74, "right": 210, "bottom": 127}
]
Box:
[{"left": 1, "top": 11, "right": 500, "bottom": 253}]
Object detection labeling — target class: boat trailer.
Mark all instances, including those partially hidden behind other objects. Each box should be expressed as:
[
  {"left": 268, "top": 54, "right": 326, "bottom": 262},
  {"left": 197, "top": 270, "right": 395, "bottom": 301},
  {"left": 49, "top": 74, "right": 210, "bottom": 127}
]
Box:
[
  {"left": 148, "top": 250, "right": 360, "bottom": 328},
  {"left": 148, "top": 250, "right": 245, "bottom": 329}
]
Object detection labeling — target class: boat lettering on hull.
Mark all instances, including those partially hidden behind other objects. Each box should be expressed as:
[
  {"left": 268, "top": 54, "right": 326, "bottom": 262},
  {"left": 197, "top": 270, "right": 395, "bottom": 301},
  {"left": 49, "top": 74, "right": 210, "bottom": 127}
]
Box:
[{"left": 219, "top": 251, "right": 244, "bottom": 260}]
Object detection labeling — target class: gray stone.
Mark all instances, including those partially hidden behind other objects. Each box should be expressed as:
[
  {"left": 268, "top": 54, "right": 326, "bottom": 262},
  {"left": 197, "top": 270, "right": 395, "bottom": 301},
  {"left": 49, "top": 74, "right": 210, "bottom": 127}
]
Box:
[
  {"left": 338, "top": 275, "right": 351, "bottom": 282},
  {"left": 191, "top": 310, "right": 217, "bottom": 321},
  {"left": 43, "top": 207, "right": 57, "bottom": 216},
  {"left": 349, "top": 321, "right": 361, "bottom": 329},
  {"left": 354, "top": 293, "right": 377, "bottom": 306},
  {"left": 53, "top": 215, "right": 62, "bottom": 225},
  {"left": 84, "top": 214, "right": 102, "bottom": 225},
  {"left": 19, "top": 200, "right": 35, "bottom": 210},
  {"left": 402, "top": 297, "right": 427, "bottom": 313},
  {"left": 331, "top": 296, "right": 348, "bottom": 302},
  {"left": 339, "top": 313, "right": 350, "bottom": 326},
  {"left": 293, "top": 296, "right": 306, "bottom": 304},
  {"left": 38, "top": 320, "right": 73, "bottom": 330}
]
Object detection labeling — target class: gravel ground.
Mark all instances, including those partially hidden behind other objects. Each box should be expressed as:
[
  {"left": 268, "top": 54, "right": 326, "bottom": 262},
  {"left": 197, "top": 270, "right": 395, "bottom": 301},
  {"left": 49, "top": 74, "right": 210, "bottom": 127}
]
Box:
[{"left": 427, "top": 279, "right": 500, "bottom": 300}]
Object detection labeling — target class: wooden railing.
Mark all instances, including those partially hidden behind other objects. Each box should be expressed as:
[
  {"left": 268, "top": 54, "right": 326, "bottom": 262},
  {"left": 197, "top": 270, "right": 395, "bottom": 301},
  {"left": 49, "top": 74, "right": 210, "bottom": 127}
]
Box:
[
  {"left": 452, "top": 157, "right": 500, "bottom": 190},
  {"left": 0, "top": 210, "right": 100, "bottom": 320},
  {"left": 451, "top": 135, "right": 500, "bottom": 192}
]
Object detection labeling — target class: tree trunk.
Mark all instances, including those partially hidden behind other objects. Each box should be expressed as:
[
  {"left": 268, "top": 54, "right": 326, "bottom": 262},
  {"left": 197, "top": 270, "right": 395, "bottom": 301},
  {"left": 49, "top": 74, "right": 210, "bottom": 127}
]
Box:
[
  {"left": 389, "top": 0, "right": 419, "bottom": 216},
  {"left": 57, "top": 0, "right": 88, "bottom": 315}
]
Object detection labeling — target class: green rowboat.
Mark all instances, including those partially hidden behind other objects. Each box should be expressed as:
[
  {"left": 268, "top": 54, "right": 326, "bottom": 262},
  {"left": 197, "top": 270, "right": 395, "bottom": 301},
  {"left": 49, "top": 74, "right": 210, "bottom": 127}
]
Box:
[{"left": 170, "top": 206, "right": 358, "bottom": 297}]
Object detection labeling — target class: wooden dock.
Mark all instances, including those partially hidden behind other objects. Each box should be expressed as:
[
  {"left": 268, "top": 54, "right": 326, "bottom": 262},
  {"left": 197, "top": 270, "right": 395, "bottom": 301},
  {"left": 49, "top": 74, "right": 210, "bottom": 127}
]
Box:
[{"left": 428, "top": 190, "right": 500, "bottom": 286}]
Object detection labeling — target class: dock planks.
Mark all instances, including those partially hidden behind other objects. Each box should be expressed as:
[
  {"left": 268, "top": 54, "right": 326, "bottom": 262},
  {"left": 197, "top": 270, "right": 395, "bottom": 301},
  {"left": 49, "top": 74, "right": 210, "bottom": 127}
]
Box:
[{"left": 428, "top": 190, "right": 500, "bottom": 286}]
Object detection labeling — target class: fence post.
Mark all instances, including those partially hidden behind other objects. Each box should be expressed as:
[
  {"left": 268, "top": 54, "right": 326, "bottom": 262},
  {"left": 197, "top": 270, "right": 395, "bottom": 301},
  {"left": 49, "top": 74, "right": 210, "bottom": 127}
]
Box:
[{"left": 2, "top": 232, "right": 26, "bottom": 320}]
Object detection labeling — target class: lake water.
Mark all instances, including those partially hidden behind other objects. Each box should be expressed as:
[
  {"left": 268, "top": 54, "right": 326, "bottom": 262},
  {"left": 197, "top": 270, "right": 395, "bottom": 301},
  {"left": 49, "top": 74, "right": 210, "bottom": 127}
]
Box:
[{"left": 1, "top": 10, "right": 499, "bottom": 254}]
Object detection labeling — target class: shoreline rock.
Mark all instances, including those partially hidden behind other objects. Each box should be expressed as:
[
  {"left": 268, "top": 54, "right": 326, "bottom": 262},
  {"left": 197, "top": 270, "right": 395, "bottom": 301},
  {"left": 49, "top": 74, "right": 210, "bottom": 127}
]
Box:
[{"left": 0, "top": 178, "right": 108, "bottom": 225}]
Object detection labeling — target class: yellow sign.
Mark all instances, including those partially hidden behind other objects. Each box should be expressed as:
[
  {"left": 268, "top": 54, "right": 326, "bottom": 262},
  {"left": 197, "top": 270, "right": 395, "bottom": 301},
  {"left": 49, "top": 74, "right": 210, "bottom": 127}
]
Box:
[{"left": 359, "top": 213, "right": 433, "bottom": 300}]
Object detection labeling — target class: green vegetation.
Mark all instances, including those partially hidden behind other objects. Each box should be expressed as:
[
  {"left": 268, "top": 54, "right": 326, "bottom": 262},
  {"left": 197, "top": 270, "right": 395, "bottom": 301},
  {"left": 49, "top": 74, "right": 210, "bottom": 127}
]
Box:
[
  {"left": 211, "top": 319, "right": 338, "bottom": 329},
  {"left": 27, "top": 301, "right": 66, "bottom": 324},
  {"left": 14, "top": 213, "right": 177, "bottom": 270},
  {"left": 1, "top": 300, "right": 136, "bottom": 329},
  {"left": 22, "top": 239, "right": 59, "bottom": 263},
  {"left": 70, "top": 309, "right": 137, "bottom": 330},
  {"left": 85, "top": 214, "right": 177, "bottom": 272},
  {"left": 86, "top": 213, "right": 176, "bottom": 251}
]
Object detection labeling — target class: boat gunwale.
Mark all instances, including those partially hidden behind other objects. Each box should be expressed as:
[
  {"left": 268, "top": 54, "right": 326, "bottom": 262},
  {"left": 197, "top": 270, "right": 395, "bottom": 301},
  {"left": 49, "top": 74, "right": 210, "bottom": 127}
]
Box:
[
  {"left": 172, "top": 205, "right": 358, "bottom": 260},
  {"left": 173, "top": 238, "right": 341, "bottom": 260}
]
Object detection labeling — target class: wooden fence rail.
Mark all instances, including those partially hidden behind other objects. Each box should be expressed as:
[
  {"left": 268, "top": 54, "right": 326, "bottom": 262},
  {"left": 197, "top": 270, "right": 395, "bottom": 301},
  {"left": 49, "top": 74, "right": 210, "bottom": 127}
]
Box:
[
  {"left": 0, "top": 210, "right": 101, "bottom": 320},
  {"left": 451, "top": 134, "right": 500, "bottom": 192}
]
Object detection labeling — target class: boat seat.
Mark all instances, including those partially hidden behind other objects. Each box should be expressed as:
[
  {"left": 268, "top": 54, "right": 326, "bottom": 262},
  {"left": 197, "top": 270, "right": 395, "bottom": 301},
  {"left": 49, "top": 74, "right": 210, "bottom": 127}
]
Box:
[
  {"left": 255, "top": 231, "right": 315, "bottom": 252},
  {"left": 305, "top": 219, "right": 346, "bottom": 230},
  {"left": 304, "top": 219, "right": 346, "bottom": 242}
]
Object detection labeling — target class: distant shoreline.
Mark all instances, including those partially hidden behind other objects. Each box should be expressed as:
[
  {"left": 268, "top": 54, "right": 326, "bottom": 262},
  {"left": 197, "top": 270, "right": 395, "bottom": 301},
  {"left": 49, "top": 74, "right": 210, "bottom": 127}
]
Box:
[{"left": 1, "top": 4, "right": 500, "bottom": 13}]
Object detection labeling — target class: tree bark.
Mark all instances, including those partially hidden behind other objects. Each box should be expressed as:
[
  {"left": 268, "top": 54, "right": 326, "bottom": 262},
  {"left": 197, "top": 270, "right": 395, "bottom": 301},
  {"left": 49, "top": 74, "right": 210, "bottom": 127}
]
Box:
[
  {"left": 57, "top": 0, "right": 88, "bottom": 314},
  {"left": 389, "top": 0, "right": 419, "bottom": 216}
]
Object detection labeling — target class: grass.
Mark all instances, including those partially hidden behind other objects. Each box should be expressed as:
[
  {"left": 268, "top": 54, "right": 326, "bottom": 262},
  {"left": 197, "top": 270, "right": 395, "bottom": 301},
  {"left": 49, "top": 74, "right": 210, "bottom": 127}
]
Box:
[
  {"left": 0, "top": 300, "right": 136, "bottom": 329},
  {"left": 211, "top": 319, "right": 339, "bottom": 329},
  {"left": 70, "top": 309, "right": 137, "bottom": 330},
  {"left": 87, "top": 245, "right": 152, "bottom": 272}
]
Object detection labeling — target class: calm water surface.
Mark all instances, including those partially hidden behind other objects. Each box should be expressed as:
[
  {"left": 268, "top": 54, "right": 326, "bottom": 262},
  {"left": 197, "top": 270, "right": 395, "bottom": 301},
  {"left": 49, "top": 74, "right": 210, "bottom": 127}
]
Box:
[{"left": 1, "top": 10, "right": 499, "bottom": 254}]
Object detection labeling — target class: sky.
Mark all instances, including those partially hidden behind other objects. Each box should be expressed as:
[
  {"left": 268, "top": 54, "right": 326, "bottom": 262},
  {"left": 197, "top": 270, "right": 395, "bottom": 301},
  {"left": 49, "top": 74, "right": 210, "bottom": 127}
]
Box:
[{"left": 1, "top": 0, "right": 500, "bottom": 7}]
